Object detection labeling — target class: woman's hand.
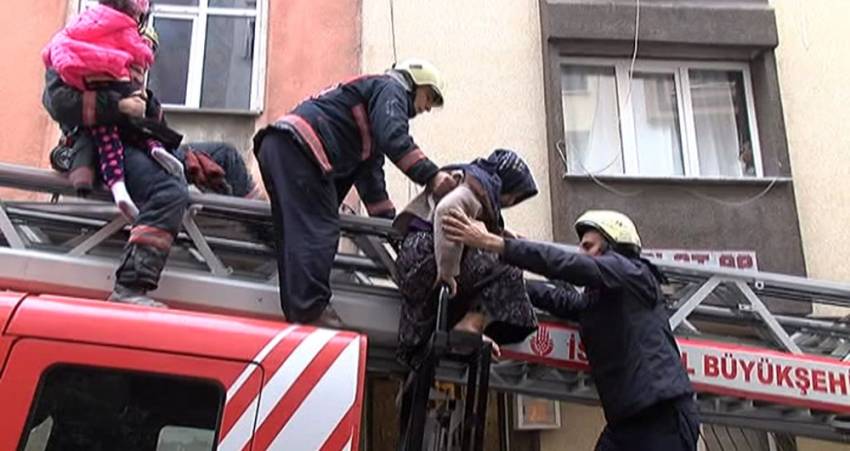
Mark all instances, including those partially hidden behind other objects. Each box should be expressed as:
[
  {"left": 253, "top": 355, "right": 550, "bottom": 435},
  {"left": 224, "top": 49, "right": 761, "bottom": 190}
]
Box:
[
  {"left": 433, "top": 276, "right": 458, "bottom": 298},
  {"left": 442, "top": 209, "right": 505, "bottom": 253},
  {"left": 428, "top": 170, "right": 458, "bottom": 198}
]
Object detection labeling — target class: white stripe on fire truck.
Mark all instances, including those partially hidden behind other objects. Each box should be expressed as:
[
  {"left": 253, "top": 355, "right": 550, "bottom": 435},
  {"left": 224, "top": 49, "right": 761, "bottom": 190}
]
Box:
[
  {"left": 219, "top": 396, "right": 258, "bottom": 451},
  {"left": 220, "top": 326, "right": 306, "bottom": 447},
  {"left": 267, "top": 337, "right": 361, "bottom": 450},
  {"left": 219, "top": 328, "right": 338, "bottom": 451},
  {"left": 227, "top": 325, "right": 298, "bottom": 401},
  {"left": 256, "top": 328, "right": 338, "bottom": 421}
]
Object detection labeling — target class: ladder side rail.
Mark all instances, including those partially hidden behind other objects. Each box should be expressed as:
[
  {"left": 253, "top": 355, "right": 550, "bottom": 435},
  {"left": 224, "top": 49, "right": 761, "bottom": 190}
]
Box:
[
  {"left": 7, "top": 197, "right": 850, "bottom": 355},
  {"left": 662, "top": 263, "right": 850, "bottom": 308},
  {"left": 2, "top": 160, "right": 850, "bottom": 301},
  {"left": 7, "top": 195, "right": 850, "bottom": 348},
  {"left": 0, "top": 162, "right": 398, "bottom": 239},
  {"left": 0, "top": 201, "right": 26, "bottom": 249},
  {"left": 538, "top": 241, "right": 850, "bottom": 308},
  {"left": 688, "top": 305, "right": 850, "bottom": 340},
  {"left": 2, "top": 202, "right": 391, "bottom": 278},
  {"left": 182, "top": 207, "right": 231, "bottom": 277},
  {"left": 2, "top": 161, "right": 849, "bottom": 310},
  {"left": 418, "top": 355, "right": 849, "bottom": 442}
]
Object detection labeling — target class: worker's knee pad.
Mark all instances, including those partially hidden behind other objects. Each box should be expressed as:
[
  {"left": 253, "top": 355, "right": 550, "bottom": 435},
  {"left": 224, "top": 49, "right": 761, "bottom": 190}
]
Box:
[{"left": 115, "top": 243, "right": 170, "bottom": 292}]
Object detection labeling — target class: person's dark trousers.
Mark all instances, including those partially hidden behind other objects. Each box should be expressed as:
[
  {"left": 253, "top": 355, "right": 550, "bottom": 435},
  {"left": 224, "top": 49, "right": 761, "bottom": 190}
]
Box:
[
  {"left": 257, "top": 131, "right": 340, "bottom": 324},
  {"left": 118, "top": 145, "right": 189, "bottom": 291},
  {"left": 595, "top": 396, "right": 700, "bottom": 451}
]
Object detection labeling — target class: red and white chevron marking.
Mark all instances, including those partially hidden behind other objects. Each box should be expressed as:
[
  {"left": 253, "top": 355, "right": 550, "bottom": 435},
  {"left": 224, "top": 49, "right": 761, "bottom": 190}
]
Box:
[{"left": 218, "top": 325, "right": 366, "bottom": 451}]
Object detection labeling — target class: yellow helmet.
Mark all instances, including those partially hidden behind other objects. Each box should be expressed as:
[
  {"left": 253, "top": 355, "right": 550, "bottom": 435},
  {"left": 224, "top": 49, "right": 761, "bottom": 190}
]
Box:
[
  {"left": 575, "top": 210, "right": 642, "bottom": 250},
  {"left": 141, "top": 22, "right": 159, "bottom": 53},
  {"left": 394, "top": 58, "right": 445, "bottom": 106}
]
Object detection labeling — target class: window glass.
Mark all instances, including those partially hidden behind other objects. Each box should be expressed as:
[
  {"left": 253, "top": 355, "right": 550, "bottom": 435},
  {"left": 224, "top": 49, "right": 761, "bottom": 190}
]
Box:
[
  {"left": 19, "top": 365, "right": 222, "bottom": 451},
  {"left": 200, "top": 16, "right": 255, "bottom": 110},
  {"left": 632, "top": 72, "right": 685, "bottom": 176},
  {"left": 149, "top": 18, "right": 193, "bottom": 105},
  {"left": 690, "top": 69, "right": 754, "bottom": 177},
  {"left": 561, "top": 65, "right": 624, "bottom": 175}
]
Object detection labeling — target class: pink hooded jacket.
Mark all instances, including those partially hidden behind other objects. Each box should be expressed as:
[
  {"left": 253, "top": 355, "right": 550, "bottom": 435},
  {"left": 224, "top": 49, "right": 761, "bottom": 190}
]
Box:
[{"left": 42, "top": 4, "right": 154, "bottom": 91}]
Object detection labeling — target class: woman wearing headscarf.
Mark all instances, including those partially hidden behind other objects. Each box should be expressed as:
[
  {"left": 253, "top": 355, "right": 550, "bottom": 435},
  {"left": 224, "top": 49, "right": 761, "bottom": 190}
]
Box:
[{"left": 393, "top": 149, "right": 539, "bottom": 368}]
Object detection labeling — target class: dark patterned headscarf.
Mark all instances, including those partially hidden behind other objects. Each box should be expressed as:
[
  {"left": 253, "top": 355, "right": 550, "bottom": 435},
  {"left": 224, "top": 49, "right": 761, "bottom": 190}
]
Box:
[
  {"left": 486, "top": 149, "right": 538, "bottom": 205},
  {"left": 444, "top": 149, "right": 538, "bottom": 229}
]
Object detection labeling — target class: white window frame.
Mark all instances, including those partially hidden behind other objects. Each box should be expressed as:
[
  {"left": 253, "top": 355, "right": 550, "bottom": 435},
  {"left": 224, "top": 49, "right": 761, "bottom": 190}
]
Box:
[
  {"left": 561, "top": 57, "right": 764, "bottom": 178},
  {"left": 78, "top": 0, "right": 268, "bottom": 113}
]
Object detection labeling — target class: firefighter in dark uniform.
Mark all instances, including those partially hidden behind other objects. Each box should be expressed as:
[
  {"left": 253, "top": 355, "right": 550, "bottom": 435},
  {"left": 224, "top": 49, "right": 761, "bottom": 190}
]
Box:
[
  {"left": 442, "top": 209, "right": 700, "bottom": 451},
  {"left": 41, "top": 27, "right": 187, "bottom": 309},
  {"left": 254, "top": 58, "right": 457, "bottom": 325},
  {"left": 43, "top": 69, "right": 262, "bottom": 309}
]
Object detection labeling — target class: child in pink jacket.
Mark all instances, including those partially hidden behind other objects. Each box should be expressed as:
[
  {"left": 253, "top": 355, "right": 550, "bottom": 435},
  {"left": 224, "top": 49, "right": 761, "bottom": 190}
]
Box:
[{"left": 42, "top": 0, "right": 182, "bottom": 219}]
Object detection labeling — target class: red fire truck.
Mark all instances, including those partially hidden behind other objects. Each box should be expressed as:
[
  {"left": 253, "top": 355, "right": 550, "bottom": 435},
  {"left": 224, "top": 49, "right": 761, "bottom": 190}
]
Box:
[{"left": 0, "top": 292, "right": 366, "bottom": 451}]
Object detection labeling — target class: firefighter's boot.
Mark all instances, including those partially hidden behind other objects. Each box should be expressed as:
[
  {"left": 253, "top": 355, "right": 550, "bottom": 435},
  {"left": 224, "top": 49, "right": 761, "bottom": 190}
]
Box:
[{"left": 108, "top": 243, "right": 169, "bottom": 309}]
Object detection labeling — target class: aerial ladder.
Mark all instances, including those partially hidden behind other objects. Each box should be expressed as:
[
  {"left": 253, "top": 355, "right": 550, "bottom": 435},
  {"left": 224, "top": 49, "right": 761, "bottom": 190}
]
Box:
[{"left": 0, "top": 162, "right": 849, "bottom": 448}]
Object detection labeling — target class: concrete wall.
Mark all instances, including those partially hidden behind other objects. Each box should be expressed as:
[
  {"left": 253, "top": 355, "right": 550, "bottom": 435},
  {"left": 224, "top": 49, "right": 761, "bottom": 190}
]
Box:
[
  {"left": 558, "top": 178, "right": 806, "bottom": 277},
  {"left": 772, "top": 0, "right": 850, "bottom": 447},
  {"left": 773, "top": 0, "right": 850, "bottom": 288},
  {"left": 360, "top": 0, "right": 552, "bottom": 241},
  {"left": 260, "top": 0, "right": 362, "bottom": 127}
]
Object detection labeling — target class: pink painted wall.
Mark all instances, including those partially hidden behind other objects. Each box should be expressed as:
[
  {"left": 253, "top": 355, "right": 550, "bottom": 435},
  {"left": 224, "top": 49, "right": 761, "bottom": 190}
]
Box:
[
  {"left": 0, "top": 1, "right": 68, "bottom": 169},
  {"left": 249, "top": 0, "right": 363, "bottom": 202},
  {"left": 0, "top": 0, "right": 363, "bottom": 202},
  {"left": 261, "top": 0, "right": 362, "bottom": 124}
]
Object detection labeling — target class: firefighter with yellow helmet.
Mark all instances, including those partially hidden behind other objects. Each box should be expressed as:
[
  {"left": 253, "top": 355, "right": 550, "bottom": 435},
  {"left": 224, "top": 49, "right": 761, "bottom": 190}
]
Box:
[
  {"left": 442, "top": 209, "right": 700, "bottom": 451},
  {"left": 253, "top": 58, "right": 456, "bottom": 325}
]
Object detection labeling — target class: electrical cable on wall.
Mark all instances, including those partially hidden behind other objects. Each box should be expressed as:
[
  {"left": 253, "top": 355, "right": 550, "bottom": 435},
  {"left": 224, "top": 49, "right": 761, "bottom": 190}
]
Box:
[
  {"left": 389, "top": 0, "right": 398, "bottom": 64},
  {"left": 621, "top": 0, "right": 641, "bottom": 112},
  {"left": 684, "top": 178, "right": 777, "bottom": 208},
  {"left": 797, "top": 0, "right": 810, "bottom": 50},
  {"left": 387, "top": 0, "right": 417, "bottom": 202},
  {"left": 559, "top": 138, "right": 781, "bottom": 206},
  {"left": 557, "top": 140, "right": 644, "bottom": 197}
]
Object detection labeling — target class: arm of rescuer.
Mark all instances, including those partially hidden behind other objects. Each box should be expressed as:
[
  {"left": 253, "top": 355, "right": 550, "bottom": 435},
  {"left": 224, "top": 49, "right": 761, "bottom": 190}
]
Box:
[
  {"left": 354, "top": 153, "right": 396, "bottom": 219},
  {"left": 525, "top": 279, "right": 587, "bottom": 321},
  {"left": 42, "top": 68, "right": 150, "bottom": 127},
  {"left": 367, "top": 81, "right": 455, "bottom": 196},
  {"left": 440, "top": 208, "right": 599, "bottom": 317},
  {"left": 440, "top": 209, "right": 625, "bottom": 291}
]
